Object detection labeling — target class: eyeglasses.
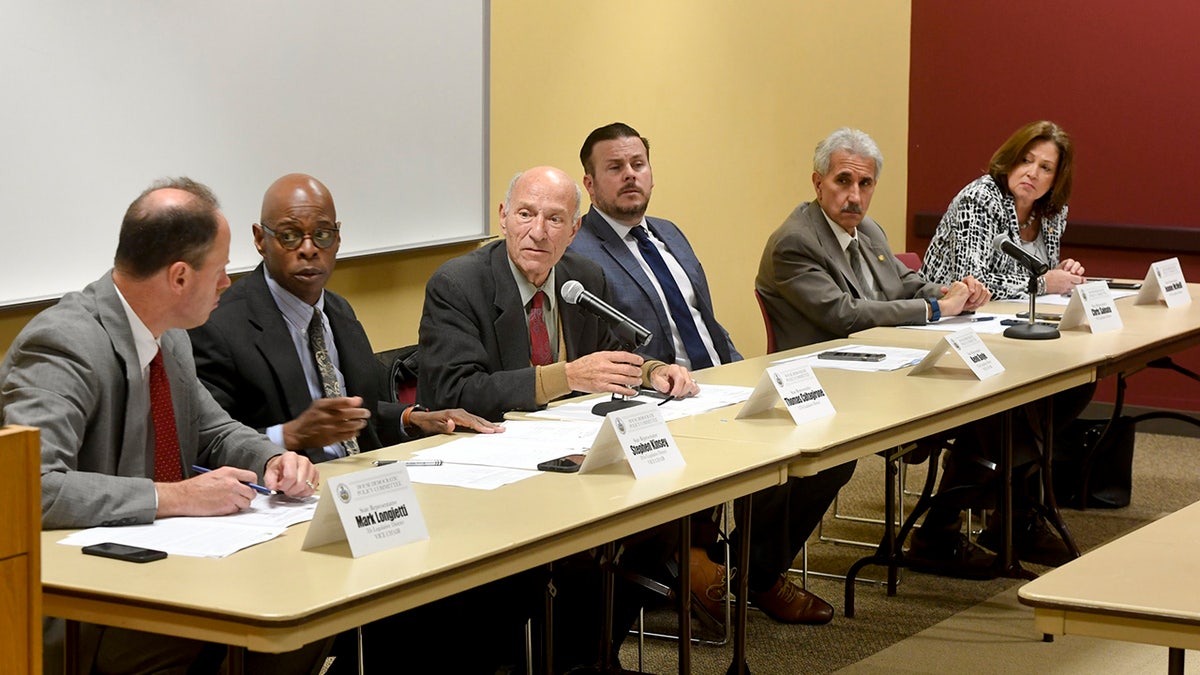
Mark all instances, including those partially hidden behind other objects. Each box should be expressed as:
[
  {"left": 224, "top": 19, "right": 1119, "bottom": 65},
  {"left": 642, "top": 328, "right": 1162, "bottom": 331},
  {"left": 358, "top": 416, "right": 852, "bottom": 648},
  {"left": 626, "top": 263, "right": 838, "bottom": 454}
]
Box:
[{"left": 260, "top": 223, "right": 340, "bottom": 250}]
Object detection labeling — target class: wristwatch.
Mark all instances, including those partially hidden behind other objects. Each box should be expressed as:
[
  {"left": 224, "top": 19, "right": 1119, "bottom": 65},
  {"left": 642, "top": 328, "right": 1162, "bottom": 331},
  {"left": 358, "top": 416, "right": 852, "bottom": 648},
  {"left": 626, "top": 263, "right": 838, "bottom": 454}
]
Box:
[
  {"left": 402, "top": 404, "right": 430, "bottom": 432},
  {"left": 925, "top": 297, "right": 941, "bottom": 322}
]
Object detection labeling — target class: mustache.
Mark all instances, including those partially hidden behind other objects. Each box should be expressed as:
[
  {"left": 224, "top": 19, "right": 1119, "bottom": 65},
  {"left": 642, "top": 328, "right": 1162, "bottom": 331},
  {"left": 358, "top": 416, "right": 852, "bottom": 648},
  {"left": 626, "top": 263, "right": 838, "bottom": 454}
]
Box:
[{"left": 841, "top": 203, "right": 863, "bottom": 215}]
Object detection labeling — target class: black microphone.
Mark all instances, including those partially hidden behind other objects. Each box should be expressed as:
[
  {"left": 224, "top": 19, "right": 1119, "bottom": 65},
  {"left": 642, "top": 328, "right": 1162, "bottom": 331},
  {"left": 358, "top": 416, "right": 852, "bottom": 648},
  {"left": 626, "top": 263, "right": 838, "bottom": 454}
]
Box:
[
  {"left": 992, "top": 234, "right": 1050, "bottom": 276},
  {"left": 560, "top": 280, "right": 652, "bottom": 350}
]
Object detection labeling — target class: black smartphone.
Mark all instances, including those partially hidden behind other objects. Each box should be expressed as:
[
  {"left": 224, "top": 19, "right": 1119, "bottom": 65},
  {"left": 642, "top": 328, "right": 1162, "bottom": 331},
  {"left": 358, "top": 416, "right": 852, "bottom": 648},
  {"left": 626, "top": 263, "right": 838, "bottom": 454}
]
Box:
[
  {"left": 537, "top": 454, "right": 585, "bottom": 473},
  {"left": 82, "top": 542, "right": 167, "bottom": 563},
  {"left": 817, "top": 350, "right": 886, "bottom": 362},
  {"left": 1002, "top": 319, "right": 1058, "bottom": 327},
  {"left": 1015, "top": 311, "right": 1062, "bottom": 321},
  {"left": 1085, "top": 277, "right": 1142, "bottom": 290}
]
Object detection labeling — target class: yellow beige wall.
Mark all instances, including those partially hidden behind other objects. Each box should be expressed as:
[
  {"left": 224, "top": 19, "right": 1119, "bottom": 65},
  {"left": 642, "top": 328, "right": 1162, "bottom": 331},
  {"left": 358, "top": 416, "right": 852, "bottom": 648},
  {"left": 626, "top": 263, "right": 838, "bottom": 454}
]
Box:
[{"left": 0, "top": 1, "right": 910, "bottom": 360}]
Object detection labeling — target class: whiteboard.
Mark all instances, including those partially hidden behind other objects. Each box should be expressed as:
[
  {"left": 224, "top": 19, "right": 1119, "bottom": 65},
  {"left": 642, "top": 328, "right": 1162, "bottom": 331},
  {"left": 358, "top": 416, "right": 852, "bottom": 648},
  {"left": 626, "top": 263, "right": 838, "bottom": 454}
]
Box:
[{"left": 0, "top": 1, "right": 489, "bottom": 306}]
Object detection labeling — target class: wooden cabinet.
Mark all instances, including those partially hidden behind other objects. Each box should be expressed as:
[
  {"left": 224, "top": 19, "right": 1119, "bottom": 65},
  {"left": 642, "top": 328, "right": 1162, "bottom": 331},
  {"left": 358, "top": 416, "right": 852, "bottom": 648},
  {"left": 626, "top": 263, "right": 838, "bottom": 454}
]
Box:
[{"left": 0, "top": 426, "right": 40, "bottom": 674}]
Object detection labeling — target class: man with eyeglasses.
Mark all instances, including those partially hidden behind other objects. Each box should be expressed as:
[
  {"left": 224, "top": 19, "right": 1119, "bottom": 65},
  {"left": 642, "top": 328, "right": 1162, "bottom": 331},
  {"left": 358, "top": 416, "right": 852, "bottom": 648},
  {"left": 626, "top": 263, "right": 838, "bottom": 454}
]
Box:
[{"left": 190, "top": 173, "right": 500, "bottom": 466}]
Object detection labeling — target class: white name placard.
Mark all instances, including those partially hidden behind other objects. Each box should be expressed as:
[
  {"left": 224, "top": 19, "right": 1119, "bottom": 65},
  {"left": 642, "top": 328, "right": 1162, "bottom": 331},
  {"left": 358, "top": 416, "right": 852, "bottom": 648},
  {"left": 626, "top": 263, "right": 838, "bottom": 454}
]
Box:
[
  {"left": 1059, "top": 280, "right": 1123, "bottom": 333},
  {"left": 580, "top": 405, "right": 685, "bottom": 478},
  {"left": 1136, "top": 257, "right": 1191, "bottom": 307},
  {"left": 737, "top": 361, "right": 835, "bottom": 424},
  {"left": 302, "top": 463, "right": 429, "bottom": 558},
  {"left": 910, "top": 327, "right": 1004, "bottom": 380}
]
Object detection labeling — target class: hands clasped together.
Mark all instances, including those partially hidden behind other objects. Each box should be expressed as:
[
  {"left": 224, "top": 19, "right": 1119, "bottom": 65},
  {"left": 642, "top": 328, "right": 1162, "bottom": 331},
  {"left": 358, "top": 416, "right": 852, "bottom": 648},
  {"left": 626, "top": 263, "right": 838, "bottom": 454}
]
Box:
[{"left": 564, "top": 350, "right": 700, "bottom": 399}]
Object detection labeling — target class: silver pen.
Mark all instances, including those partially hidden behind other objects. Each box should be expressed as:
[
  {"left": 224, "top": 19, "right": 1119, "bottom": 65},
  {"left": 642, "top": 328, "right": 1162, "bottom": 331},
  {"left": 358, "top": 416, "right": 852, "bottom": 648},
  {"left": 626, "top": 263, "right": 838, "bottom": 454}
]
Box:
[{"left": 372, "top": 459, "right": 443, "bottom": 467}]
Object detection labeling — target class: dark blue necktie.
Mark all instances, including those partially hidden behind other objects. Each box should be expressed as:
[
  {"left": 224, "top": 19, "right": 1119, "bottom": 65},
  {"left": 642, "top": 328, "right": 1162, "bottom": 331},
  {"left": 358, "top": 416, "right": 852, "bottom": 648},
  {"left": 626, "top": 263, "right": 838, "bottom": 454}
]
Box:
[{"left": 630, "top": 225, "right": 713, "bottom": 369}]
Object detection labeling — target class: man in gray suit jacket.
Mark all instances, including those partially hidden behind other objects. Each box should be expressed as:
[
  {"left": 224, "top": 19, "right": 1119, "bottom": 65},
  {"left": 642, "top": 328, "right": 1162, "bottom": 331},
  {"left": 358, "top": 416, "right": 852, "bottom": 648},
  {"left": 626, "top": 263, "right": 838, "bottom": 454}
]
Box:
[
  {"left": 756, "top": 127, "right": 989, "bottom": 350},
  {"left": 0, "top": 178, "right": 321, "bottom": 673},
  {"left": 757, "top": 128, "right": 998, "bottom": 575}
]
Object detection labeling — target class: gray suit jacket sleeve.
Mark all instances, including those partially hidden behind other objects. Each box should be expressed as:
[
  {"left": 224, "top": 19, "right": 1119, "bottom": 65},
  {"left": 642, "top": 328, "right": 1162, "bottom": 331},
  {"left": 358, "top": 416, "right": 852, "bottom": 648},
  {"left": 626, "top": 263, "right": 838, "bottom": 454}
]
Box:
[
  {"left": 756, "top": 201, "right": 942, "bottom": 349},
  {"left": 0, "top": 273, "right": 280, "bottom": 529}
]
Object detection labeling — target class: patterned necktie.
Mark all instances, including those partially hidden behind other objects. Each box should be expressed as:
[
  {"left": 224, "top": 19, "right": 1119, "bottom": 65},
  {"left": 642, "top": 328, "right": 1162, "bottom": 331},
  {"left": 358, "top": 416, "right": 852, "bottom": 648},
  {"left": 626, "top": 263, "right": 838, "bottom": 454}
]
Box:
[
  {"left": 630, "top": 225, "right": 714, "bottom": 369},
  {"left": 149, "top": 349, "right": 183, "bottom": 482},
  {"left": 848, "top": 239, "right": 881, "bottom": 301},
  {"left": 308, "top": 309, "right": 359, "bottom": 455},
  {"left": 529, "top": 290, "right": 553, "bottom": 366}
]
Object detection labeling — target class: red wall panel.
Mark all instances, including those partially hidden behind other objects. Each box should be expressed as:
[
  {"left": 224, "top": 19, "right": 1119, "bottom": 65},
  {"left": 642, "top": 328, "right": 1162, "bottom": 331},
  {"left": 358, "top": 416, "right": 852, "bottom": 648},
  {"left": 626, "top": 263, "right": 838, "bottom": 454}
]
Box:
[{"left": 909, "top": 1, "right": 1200, "bottom": 412}]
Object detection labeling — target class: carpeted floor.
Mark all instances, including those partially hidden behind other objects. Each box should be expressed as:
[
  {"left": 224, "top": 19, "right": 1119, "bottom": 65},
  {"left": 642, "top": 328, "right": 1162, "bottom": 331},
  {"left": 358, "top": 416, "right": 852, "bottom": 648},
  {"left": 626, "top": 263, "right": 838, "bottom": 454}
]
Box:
[{"left": 620, "top": 431, "right": 1200, "bottom": 674}]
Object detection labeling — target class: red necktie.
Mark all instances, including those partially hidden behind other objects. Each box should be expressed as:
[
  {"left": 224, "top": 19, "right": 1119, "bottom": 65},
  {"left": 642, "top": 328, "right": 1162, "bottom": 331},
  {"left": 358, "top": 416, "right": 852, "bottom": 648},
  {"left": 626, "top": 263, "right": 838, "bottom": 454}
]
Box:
[
  {"left": 529, "top": 290, "right": 553, "bottom": 366},
  {"left": 149, "top": 349, "right": 183, "bottom": 482}
]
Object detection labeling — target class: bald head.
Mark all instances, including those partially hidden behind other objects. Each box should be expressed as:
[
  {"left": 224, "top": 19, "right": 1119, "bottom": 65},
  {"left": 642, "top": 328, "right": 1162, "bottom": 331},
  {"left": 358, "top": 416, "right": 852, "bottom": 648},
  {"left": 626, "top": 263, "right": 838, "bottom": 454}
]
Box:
[
  {"left": 261, "top": 173, "right": 336, "bottom": 223},
  {"left": 254, "top": 173, "right": 341, "bottom": 305},
  {"left": 505, "top": 166, "right": 582, "bottom": 223},
  {"left": 500, "top": 166, "right": 582, "bottom": 287},
  {"left": 115, "top": 176, "right": 222, "bottom": 278}
]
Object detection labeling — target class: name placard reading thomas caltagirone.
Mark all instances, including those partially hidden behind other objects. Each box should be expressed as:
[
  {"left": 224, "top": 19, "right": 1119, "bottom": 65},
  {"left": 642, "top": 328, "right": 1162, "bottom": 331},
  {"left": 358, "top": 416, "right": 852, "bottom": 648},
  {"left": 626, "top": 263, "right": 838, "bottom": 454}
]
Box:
[
  {"left": 302, "top": 463, "right": 429, "bottom": 558},
  {"left": 736, "top": 361, "right": 835, "bottom": 424},
  {"left": 580, "top": 404, "right": 685, "bottom": 478}
]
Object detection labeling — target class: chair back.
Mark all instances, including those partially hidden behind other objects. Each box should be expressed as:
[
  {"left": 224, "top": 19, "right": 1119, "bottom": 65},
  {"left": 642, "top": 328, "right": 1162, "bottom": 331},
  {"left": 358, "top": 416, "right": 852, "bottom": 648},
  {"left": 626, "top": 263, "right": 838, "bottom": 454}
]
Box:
[
  {"left": 895, "top": 251, "right": 922, "bottom": 272},
  {"left": 753, "top": 289, "right": 778, "bottom": 354},
  {"left": 375, "top": 345, "right": 419, "bottom": 405}
]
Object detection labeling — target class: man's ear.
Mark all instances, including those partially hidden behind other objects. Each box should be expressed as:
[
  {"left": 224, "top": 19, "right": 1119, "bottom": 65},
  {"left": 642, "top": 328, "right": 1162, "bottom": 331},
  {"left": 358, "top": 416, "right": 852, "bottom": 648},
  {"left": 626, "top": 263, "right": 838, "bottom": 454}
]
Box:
[
  {"left": 165, "top": 260, "right": 190, "bottom": 294},
  {"left": 252, "top": 223, "right": 266, "bottom": 257}
]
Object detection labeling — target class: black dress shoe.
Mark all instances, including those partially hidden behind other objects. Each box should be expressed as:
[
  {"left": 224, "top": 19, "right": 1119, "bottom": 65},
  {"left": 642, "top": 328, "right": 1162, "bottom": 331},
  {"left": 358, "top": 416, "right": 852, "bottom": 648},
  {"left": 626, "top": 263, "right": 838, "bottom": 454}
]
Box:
[{"left": 907, "top": 529, "right": 997, "bottom": 579}]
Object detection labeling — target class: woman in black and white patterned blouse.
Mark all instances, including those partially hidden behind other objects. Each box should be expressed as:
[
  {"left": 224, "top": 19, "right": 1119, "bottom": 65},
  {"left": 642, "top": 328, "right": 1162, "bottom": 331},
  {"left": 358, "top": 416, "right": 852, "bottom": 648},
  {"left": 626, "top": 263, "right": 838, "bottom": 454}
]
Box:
[{"left": 921, "top": 120, "right": 1086, "bottom": 299}]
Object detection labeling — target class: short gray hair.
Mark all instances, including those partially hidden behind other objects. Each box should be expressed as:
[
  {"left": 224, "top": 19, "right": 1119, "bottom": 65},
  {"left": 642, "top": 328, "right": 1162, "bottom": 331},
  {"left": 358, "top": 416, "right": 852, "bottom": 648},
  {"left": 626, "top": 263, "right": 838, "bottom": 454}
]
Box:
[
  {"left": 504, "top": 170, "right": 583, "bottom": 222},
  {"left": 813, "top": 127, "right": 884, "bottom": 179}
]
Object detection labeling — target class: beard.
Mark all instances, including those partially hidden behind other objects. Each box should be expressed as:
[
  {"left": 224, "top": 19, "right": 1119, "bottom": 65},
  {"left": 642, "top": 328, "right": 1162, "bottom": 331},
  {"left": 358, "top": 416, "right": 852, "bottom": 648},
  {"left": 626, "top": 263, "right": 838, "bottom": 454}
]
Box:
[{"left": 601, "top": 191, "right": 649, "bottom": 221}]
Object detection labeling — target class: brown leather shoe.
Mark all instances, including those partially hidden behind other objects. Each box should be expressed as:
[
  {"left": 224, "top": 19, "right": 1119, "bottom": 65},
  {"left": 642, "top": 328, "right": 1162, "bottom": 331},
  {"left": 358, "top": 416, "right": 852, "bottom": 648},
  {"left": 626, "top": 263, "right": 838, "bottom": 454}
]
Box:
[
  {"left": 749, "top": 574, "right": 833, "bottom": 625},
  {"left": 688, "top": 546, "right": 726, "bottom": 627}
]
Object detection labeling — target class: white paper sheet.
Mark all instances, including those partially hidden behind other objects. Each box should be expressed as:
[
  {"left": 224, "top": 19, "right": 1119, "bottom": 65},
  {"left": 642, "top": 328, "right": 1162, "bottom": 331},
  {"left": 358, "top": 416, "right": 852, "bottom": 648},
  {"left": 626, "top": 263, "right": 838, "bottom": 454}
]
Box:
[
  {"left": 405, "top": 463, "right": 540, "bottom": 490},
  {"left": 1036, "top": 289, "right": 1137, "bottom": 306},
  {"left": 60, "top": 519, "right": 284, "bottom": 558},
  {"left": 57, "top": 493, "right": 319, "bottom": 558},
  {"left": 412, "top": 420, "right": 601, "bottom": 470},
  {"left": 898, "top": 313, "right": 1013, "bottom": 334}
]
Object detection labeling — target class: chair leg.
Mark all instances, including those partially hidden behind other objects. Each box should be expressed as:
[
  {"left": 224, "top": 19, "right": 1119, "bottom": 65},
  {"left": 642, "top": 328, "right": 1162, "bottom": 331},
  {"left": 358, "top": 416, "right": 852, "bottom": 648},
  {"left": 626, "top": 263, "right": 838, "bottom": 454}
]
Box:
[{"left": 634, "top": 505, "right": 733, "bottom": 647}]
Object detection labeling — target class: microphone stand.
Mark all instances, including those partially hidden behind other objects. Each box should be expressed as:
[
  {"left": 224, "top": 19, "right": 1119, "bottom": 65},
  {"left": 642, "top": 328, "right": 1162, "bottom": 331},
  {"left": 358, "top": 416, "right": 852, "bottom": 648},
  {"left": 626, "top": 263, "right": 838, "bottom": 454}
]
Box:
[
  {"left": 1004, "top": 273, "right": 1060, "bottom": 340},
  {"left": 591, "top": 334, "right": 655, "bottom": 417}
]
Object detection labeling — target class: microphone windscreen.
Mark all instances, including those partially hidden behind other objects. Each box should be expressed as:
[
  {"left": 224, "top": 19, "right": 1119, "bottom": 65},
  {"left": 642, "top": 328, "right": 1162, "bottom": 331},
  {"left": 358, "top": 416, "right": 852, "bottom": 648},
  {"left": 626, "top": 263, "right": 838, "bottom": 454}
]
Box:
[
  {"left": 560, "top": 279, "right": 584, "bottom": 304},
  {"left": 991, "top": 233, "right": 1010, "bottom": 252}
]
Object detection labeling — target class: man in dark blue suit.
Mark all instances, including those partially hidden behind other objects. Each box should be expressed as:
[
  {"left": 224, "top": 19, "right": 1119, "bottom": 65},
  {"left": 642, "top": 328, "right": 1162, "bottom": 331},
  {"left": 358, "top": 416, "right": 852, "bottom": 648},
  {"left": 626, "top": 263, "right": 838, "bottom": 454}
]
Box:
[{"left": 568, "top": 123, "right": 852, "bottom": 626}]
